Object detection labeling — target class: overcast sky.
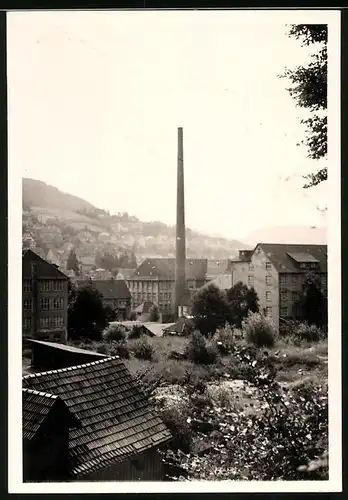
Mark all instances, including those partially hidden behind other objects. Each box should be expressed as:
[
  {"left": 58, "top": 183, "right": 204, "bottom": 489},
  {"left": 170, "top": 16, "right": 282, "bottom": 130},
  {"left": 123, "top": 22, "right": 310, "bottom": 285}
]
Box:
[{"left": 8, "top": 10, "right": 333, "bottom": 240}]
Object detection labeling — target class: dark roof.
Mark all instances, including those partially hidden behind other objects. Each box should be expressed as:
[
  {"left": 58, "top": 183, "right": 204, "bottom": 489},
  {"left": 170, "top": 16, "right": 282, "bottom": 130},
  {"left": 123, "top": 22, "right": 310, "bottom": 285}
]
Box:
[
  {"left": 22, "top": 357, "right": 171, "bottom": 476},
  {"left": 257, "top": 243, "right": 327, "bottom": 273},
  {"left": 78, "top": 279, "right": 131, "bottom": 299},
  {"left": 22, "top": 249, "right": 69, "bottom": 280},
  {"left": 132, "top": 258, "right": 208, "bottom": 280},
  {"left": 207, "top": 259, "right": 230, "bottom": 278},
  {"left": 29, "top": 339, "right": 107, "bottom": 357},
  {"left": 22, "top": 388, "right": 80, "bottom": 440}
]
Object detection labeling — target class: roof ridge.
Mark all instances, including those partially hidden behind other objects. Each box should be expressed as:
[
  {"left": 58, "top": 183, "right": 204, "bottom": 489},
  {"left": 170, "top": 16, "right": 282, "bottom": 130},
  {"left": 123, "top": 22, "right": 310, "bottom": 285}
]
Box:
[
  {"left": 22, "top": 356, "right": 120, "bottom": 380},
  {"left": 22, "top": 387, "right": 58, "bottom": 399}
]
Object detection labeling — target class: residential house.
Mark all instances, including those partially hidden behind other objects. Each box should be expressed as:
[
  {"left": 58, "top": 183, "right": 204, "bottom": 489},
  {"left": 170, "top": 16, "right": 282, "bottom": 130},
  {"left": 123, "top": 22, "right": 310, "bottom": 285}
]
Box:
[
  {"left": 127, "top": 258, "right": 208, "bottom": 314},
  {"left": 78, "top": 279, "right": 131, "bottom": 320},
  {"left": 22, "top": 249, "right": 69, "bottom": 343},
  {"left": 206, "top": 259, "right": 231, "bottom": 280},
  {"left": 229, "top": 243, "right": 328, "bottom": 329},
  {"left": 22, "top": 357, "right": 172, "bottom": 481}
]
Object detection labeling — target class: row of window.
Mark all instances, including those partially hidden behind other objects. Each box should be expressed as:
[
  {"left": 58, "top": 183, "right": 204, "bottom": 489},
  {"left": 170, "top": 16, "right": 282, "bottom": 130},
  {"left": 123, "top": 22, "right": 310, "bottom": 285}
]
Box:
[
  {"left": 247, "top": 273, "right": 327, "bottom": 289},
  {"left": 23, "top": 280, "right": 65, "bottom": 292},
  {"left": 23, "top": 297, "right": 64, "bottom": 311},
  {"left": 248, "top": 262, "right": 272, "bottom": 272},
  {"left": 23, "top": 316, "right": 65, "bottom": 329},
  {"left": 265, "top": 306, "right": 288, "bottom": 318}
]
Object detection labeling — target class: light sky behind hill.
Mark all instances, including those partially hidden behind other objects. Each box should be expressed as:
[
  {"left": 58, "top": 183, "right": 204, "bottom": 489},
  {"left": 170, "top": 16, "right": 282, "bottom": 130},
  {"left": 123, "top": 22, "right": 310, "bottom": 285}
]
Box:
[{"left": 7, "top": 10, "right": 335, "bottom": 240}]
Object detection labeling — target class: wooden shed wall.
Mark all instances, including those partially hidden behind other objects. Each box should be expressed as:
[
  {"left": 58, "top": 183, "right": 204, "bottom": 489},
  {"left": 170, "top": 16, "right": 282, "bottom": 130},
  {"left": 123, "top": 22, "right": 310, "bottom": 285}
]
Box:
[{"left": 78, "top": 447, "right": 165, "bottom": 481}]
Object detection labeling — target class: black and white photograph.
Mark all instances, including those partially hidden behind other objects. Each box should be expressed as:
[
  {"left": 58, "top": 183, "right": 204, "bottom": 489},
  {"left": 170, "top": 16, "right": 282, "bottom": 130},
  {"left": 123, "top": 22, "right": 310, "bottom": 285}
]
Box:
[{"left": 7, "top": 8, "right": 341, "bottom": 493}]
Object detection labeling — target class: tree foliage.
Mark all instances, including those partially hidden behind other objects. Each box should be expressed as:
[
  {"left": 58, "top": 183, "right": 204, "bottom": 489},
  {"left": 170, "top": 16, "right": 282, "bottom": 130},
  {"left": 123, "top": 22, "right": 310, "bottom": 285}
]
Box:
[
  {"left": 282, "top": 24, "right": 327, "bottom": 188},
  {"left": 68, "top": 283, "right": 109, "bottom": 340},
  {"left": 162, "top": 344, "right": 328, "bottom": 481},
  {"left": 297, "top": 271, "right": 327, "bottom": 328},
  {"left": 226, "top": 282, "right": 260, "bottom": 328},
  {"left": 149, "top": 304, "right": 160, "bottom": 322},
  {"left": 191, "top": 284, "right": 229, "bottom": 336},
  {"left": 67, "top": 248, "right": 80, "bottom": 275}
]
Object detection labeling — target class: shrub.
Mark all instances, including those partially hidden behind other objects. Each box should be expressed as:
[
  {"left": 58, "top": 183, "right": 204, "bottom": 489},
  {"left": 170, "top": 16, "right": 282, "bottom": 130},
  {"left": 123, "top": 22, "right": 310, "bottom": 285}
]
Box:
[
  {"left": 294, "top": 322, "right": 326, "bottom": 343},
  {"left": 96, "top": 343, "right": 108, "bottom": 355},
  {"left": 159, "top": 406, "right": 192, "bottom": 453},
  {"left": 186, "top": 331, "right": 219, "bottom": 365},
  {"left": 128, "top": 324, "right": 145, "bottom": 339},
  {"left": 213, "top": 327, "right": 235, "bottom": 355},
  {"left": 149, "top": 304, "right": 160, "bottom": 322},
  {"left": 102, "top": 324, "right": 127, "bottom": 342},
  {"left": 110, "top": 340, "right": 130, "bottom": 359},
  {"left": 129, "top": 310, "right": 137, "bottom": 321},
  {"left": 243, "top": 311, "right": 277, "bottom": 348},
  {"left": 130, "top": 337, "right": 156, "bottom": 360},
  {"left": 163, "top": 345, "right": 328, "bottom": 481}
]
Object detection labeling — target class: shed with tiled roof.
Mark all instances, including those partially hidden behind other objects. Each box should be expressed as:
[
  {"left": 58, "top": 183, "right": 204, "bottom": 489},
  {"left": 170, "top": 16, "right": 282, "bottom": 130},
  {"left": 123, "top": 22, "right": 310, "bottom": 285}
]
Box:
[
  {"left": 22, "top": 357, "right": 172, "bottom": 481},
  {"left": 22, "top": 388, "right": 81, "bottom": 482}
]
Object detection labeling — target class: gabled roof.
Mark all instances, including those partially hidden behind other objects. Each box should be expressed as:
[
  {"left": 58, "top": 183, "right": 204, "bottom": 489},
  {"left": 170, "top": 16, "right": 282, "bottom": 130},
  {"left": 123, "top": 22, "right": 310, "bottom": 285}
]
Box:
[
  {"left": 132, "top": 258, "right": 208, "bottom": 281},
  {"left": 22, "top": 248, "right": 69, "bottom": 280},
  {"left": 207, "top": 259, "right": 230, "bottom": 278},
  {"left": 22, "top": 357, "right": 171, "bottom": 476},
  {"left": 117, "top": 268, "right": 136, "bottom": 280},
  {"left": 22, "top": 388, "right": 80, "bottom": 441},
  {"left": 29, "top": 339, "right": 107, "bottom": 357},
  {"left": 257, "top": 243, "right": 327, "bottom": 273},
  {"left": 78, "top": 280, "right": 131, "bottom": 300}
]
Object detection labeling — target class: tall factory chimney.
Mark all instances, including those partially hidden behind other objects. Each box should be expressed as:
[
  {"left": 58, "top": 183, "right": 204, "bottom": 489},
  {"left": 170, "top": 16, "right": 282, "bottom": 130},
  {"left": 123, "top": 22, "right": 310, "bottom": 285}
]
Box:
[{"left": 174, "top": 126, "right": 186, "bottom": 319}]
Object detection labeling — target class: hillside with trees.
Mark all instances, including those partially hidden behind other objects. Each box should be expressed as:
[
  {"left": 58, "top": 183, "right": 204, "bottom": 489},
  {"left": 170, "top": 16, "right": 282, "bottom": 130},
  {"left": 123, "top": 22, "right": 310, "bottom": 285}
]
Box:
[{"left": 22, "top": 178, "right": 247, "bottom": 266}]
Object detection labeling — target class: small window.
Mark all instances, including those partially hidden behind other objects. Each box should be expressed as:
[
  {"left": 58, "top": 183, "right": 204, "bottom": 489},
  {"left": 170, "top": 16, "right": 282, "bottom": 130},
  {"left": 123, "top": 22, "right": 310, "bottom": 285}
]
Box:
[
  {"left": 266, "top": 291, "right": 271, "bottom": 302},
  {"left": 53, "top": 316, "right": 64, "bottom": 328},
  {"left": 292, "top": 275, "right": 297, "bottom": 285},
  {"left": 280, "top": 274, "right": 288, "bottom": 286},
  {"left": 248, "top": 275, "right": 254, "bottom": 287},
  {"left": 280, "top": 306, "right": 288, "bottom": 317},
  {"left": 292, "top": 291, "right": 299, "bottom": 302},
  {"left": 54, "top": 280, "right": 64, "bottom": 292},
  {"left": 40, "top": 297, "right": 50, "bottom": 310},
  {"left": 40, "top": 317, "right": 50, "bottom": 329},
  {"left": 265, "top": 261, "right": 272, "bottom": 271},
  {"left": 266, "top": 307, "right": 272, "bottom": 317},
  {"left": 280, "top": 291, "right": 287, "bottom": 302},
  {"left": 248, "top": 263, "right": 254, "bottom": 271},
  {"left": 23, "top": 317, "right": 32, "bottom": 329},
  {"left": 40, "top": 280, "right": 51, "bottom": 292},
  {"left": 266, "top": 275, "right": 272, "bottom": 286},
  {"left": 321, "top": 275, "right": 327, "bottom": 287},
  {"left": 23, "top": 280, "right": 32, "bottom": 293},
  {"left": 52, "top": 297, "right": 63, "bottom": 309},
  {"left": 23, "top": 299, "right": 33, "bottom": 311}
]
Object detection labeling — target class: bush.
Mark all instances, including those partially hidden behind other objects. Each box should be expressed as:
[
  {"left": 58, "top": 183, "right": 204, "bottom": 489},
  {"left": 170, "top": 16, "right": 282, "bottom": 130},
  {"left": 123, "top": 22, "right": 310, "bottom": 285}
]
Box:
[
  {"left": 186, "top": 331, "right": 220, "bottom": 365},
  {"left": 159, "top": 406, "right": 192, "bottom": 453},
  {"left": 102, "top": 324, "right": 127, "bottom": 342},
  {"left": 213, "top": 327, "right": 235, "bottom": 355},
  {"left": 294, "top": 322, "right": 326, "bottom": 343},
  {"left": 96, "top": 343, "right": 108, "bottom": 355},
  {"left": 163, "top": 345, "right": 328, "bottom": 480},
  {"left": 128, "top": 324, "right": 145, "bottom": 339},
  {"left": 130, "top": 337, "right": 156, "bottom": 360},
  {"left": 149, "top": 304, "right": 160, "bottom": 322},
  {"left": 110, "top": 340, "right": 130, "bottom": 359},
  {"left": 243, "top": 311, "right": 277, "bottom": 348}
]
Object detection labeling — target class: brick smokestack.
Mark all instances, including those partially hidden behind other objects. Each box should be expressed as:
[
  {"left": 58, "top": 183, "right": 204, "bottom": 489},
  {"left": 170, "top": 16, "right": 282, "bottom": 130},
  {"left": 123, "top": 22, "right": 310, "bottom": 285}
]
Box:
[{"left": 174, "top": 127, "right": 186, "bottom": 318}]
